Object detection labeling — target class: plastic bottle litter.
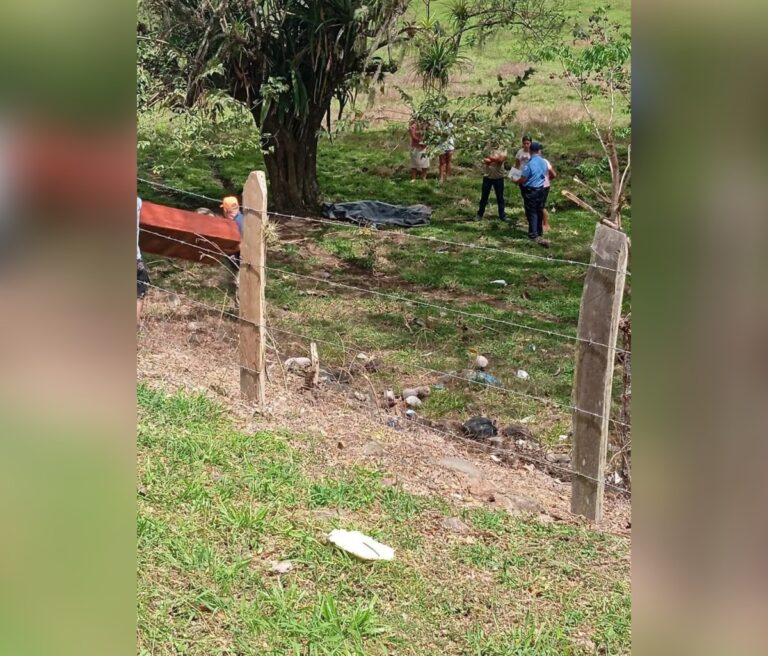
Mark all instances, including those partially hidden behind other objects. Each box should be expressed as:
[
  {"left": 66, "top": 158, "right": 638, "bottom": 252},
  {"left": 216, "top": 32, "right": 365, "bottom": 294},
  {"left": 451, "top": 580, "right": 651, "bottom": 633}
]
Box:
[
  {"left": 490, "top": 280, "right": 508, "bottom": 286},
  {"left": 515, "top": 370, "right": 530, "bottom": 381},
  {"left": 472, "top": 371, "right": 502, "bottom": 387},
  {"left": 328, "top": 530, "right": 395, "bottom": 561}
]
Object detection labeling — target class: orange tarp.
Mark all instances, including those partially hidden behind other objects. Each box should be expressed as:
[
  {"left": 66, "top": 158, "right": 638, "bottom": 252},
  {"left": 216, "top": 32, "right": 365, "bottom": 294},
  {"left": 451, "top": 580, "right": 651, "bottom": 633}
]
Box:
[{"left": 139, "top": 201, "right": 241, "bottom": 263}]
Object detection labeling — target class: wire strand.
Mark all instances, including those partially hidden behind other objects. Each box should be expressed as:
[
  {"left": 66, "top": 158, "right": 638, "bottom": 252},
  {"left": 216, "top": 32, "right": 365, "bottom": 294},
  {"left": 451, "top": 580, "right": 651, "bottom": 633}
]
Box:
[
  {"left": 139, "top": 224, "right": 630, "bottom": 355},
  {"left": 265, "top": 265, "right": 629, "bottom": 355},
  {"left": 140, "top": 275, "right": 629, "bottom": 430},
  {"left": 137, "top": 177, "right": 631, "bottom": 276},
  {"left": 266, "top": 210, "right": 631, "bottom": 276}
]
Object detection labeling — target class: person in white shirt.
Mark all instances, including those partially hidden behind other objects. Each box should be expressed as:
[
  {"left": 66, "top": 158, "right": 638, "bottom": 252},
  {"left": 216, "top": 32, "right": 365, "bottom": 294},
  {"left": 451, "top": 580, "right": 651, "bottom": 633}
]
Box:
[
  {"left": 514, "top": 135, "right": 532, "bottom": 172},
  {"left": 435, "top": 111, "right": 455, "bottom": 183},
  {"left": 514, "top": 135, "right": 533, "bottom": 216}
]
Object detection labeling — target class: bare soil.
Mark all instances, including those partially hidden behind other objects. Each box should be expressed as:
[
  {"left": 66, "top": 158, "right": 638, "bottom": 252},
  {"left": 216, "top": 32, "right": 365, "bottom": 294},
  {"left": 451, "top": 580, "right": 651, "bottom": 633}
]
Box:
[{"left": 138, "top": 291, "right": 631, "bottom": 536}]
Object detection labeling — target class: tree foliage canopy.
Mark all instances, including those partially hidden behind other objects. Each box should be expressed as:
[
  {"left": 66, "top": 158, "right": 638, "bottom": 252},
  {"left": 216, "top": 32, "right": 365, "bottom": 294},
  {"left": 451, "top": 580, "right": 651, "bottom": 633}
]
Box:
[{"left": 138, "top": 0, "right": 565, "bottom": 211}]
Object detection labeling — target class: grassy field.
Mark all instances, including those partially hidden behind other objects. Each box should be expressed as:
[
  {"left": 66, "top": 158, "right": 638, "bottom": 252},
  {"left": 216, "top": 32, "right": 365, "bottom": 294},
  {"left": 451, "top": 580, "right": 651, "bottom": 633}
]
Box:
[
  {"left": 138, "top": 120, "right": 631, "bottom": 445},
  {"left": 137, "top": 385, "right": 630, "bottom": 655},
  {"left": 360, "top": 0, "right": 631, "bottom": 126}
]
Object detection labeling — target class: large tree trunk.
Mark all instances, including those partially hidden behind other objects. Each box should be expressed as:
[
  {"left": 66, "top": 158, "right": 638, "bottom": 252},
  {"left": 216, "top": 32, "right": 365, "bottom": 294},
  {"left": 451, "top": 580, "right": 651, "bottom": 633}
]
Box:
[{"left": 259, "top": 115, "right": 321, "bottom": 215}]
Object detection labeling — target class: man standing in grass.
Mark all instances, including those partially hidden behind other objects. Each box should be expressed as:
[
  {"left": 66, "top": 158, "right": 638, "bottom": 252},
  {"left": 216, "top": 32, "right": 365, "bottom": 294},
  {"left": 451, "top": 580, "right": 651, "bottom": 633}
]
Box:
[
  {"left": 516, "top": 142, "right": 550, "bottom": 247},
  {"left": 475, "top": 148, "right": 508, "bottom": 222},
  {"left": 408, "top": 118, "right": 430, "bottom": 182}
]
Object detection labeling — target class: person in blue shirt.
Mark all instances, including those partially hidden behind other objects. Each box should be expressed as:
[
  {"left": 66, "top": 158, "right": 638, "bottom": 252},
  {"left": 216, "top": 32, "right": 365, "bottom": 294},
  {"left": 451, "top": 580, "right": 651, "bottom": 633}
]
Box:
[
  {"left": 516, "top": 142, "right": 551, "bottom": 247},
  {"left": 220, "top": 196, "right": 244, "bottom": 275}
]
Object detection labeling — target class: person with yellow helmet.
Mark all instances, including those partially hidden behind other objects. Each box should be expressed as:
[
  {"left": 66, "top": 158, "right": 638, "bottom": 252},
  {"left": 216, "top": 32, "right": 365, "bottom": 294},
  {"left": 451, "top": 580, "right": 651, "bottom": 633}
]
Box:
[{"left": 220, "top": 196, "right": 244, "bottom": 235}]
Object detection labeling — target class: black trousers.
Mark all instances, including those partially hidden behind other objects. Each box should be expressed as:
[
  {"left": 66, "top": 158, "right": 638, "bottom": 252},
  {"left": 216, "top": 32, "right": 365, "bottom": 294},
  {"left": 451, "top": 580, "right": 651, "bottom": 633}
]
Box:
[
  {"left": 477, "top": 177, "right": 506, "bottom": 219},
  {"left": 522, "top": 186, "right": 547, "bottom": 239}
]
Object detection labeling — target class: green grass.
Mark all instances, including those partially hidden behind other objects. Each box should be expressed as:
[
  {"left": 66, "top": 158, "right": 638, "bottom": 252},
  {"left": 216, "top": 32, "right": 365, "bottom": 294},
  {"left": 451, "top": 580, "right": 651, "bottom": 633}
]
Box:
[{"left": 137, "top": 385, "right": 630, "bottom": 655}]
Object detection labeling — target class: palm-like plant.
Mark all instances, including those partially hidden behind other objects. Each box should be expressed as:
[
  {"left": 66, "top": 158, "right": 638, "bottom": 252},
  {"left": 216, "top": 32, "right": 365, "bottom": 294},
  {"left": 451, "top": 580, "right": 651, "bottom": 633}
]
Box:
[{"left": 415, "top": 38, "right": 468, "bottom": 92}]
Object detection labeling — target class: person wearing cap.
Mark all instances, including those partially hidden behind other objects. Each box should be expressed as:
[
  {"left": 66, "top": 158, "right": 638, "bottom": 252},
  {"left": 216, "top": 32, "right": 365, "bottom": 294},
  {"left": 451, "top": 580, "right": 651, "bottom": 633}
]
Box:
[
  {"left": 516, "top": 141, "right": 550, "bottom": 247},
  {"left": 221, "top": 196, "right": 244, "bottom": 235},
  {"left": 220, "top": 196, "right": 244, "bottom": 290}
]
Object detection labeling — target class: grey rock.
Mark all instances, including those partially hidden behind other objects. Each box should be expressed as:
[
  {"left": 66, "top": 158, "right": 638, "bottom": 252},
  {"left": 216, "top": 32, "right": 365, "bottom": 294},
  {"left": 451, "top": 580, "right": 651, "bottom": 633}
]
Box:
[
  {"left": 405, "top": 409, "right": 418, "bottom": 420},
  {"left": 384, "top": 390, "right": 397, "bottom": 407},
  {"left": 405, "top": 395, "right": 422, "bottom": 408},
  {"left": 402, "top": 387, "right": 419, "bottom": 400},
  {"left": 438, "top": 457, "right": 483, "bottom": 481},
  {"left": 361, "top": 441, "right": 385, "bottom": 457},
  {"left": 270, "top": 561, "right": 294, "bottom": 575},
  {"left": 285, "top": 357, "right": 312, "bottom": 370},
  {"left": 497, "top": 494, "right": 541, "bottom": 514},
  {"left": 442, "top": 517, "right": 471, "bottom": 534},
  {"left": 469, "top": 479, "right": 498, "bottom": 499}
]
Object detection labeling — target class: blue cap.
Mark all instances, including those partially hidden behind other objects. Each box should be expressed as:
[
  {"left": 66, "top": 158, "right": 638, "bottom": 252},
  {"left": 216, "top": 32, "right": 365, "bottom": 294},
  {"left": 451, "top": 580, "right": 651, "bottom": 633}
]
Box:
[{"left": 530, "top": 141, "right": 543, "bottom": 152}]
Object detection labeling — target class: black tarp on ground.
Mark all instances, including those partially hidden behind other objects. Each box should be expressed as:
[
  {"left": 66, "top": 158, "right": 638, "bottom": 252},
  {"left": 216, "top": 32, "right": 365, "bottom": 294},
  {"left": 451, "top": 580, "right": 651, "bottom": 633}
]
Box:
[{"left": 321, "top": 201, "right": 431, "bottom": 229}]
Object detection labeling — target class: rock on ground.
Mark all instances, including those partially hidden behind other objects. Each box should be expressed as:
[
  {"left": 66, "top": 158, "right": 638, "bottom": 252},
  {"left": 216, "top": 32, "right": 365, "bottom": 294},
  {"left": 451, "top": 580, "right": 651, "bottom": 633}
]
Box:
[{"left": 437, "top": 457, "right": 483, "bottom": 481}]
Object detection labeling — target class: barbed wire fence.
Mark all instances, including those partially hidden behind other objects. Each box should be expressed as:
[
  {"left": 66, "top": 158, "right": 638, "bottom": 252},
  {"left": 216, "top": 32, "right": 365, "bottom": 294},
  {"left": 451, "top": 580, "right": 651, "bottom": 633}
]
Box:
[{"left": 137, "top": 172, "right": 631, "bottom": 523}]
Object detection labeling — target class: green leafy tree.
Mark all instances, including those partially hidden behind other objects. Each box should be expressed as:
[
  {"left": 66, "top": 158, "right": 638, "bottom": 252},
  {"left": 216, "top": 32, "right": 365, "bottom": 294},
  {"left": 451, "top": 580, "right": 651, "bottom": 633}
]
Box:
[
  {"left": 138, "top": 0, "right": 563, "bottom": 213},
  {"left": 538, "top": 5, "right": 631, "bottom": 228}
]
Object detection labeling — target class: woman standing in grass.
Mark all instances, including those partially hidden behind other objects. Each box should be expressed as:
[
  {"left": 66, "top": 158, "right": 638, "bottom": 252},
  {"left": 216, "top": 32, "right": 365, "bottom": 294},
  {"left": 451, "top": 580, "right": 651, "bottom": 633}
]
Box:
[
  {"left": 514, "top": 135, "right": 532, "bottom": 173},
  {"left": 514, "top": 135, "right": 532, "bottom": 218},
  {"left": 435, "top": 111, "right": 455, "bottom": 184},
  {"left": 408, "top": 118, "right": 430, "bottom": 182}
]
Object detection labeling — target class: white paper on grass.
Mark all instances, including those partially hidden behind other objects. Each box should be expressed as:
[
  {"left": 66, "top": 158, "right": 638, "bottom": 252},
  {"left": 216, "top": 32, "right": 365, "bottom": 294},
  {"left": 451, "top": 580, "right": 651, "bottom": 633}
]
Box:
[
  {"left": 328, "top": 529, "right": 395, "bottom": 561},
  {"left": 507, "top": 166, "right": 522, "bottom": 181}
]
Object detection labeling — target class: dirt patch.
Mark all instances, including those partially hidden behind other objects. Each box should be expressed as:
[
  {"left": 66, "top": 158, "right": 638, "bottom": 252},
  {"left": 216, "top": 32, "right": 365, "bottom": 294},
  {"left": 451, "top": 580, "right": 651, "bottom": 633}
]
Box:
[{"left": 138, "top": 292, "right": 631, "bottom": 536}]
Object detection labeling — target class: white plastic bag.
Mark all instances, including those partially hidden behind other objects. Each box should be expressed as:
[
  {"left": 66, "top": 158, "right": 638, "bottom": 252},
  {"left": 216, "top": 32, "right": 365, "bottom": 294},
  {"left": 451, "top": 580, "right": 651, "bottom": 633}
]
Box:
[{"left": 328, "top": 530, "right": 395, "bottom": 561}]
